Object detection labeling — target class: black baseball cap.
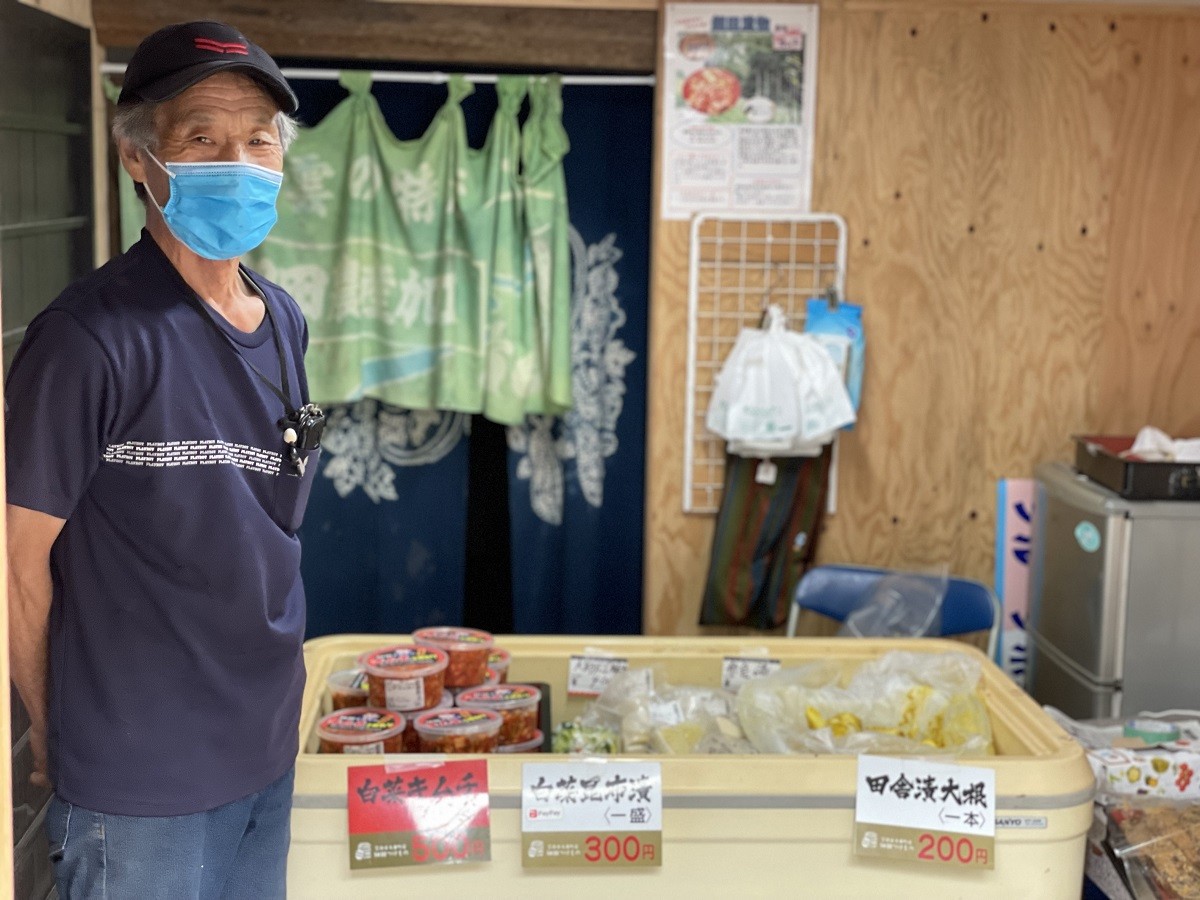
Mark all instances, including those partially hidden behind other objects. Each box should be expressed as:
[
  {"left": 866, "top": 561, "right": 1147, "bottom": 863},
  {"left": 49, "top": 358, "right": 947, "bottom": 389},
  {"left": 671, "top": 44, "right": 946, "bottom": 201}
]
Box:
[{"left": 117, "top": 21, "right": 298, "bottom": 114}]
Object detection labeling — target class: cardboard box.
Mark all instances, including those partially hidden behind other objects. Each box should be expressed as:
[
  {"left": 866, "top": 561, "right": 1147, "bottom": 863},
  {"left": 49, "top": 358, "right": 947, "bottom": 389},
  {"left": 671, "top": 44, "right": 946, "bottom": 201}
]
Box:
[{"left": 1088, "top": 747, "right": 1200, "bottom": 800}]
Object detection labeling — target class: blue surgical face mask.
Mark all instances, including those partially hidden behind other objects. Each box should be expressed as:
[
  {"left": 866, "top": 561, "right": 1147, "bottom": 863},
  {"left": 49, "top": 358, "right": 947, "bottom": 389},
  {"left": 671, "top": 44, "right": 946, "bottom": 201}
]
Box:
[{"left": 145, "top": 152, "right": 283, "bottom": 260}]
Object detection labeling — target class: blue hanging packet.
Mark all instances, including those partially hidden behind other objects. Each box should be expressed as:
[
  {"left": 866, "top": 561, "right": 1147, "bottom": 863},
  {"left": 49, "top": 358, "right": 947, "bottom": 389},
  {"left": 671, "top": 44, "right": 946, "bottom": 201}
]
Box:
[{"left": 804, "top": 297, "right": 864, "bottom": 427}]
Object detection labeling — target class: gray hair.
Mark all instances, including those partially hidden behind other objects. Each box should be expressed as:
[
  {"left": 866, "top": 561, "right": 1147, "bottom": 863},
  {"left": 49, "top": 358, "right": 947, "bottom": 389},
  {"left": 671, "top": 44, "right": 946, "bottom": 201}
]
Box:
[
  {"left": 112, "top": 98, "right": 298, "bottom": 200},
  {"left": 111, "top": 102, "right": 299, "bottom": 153}
]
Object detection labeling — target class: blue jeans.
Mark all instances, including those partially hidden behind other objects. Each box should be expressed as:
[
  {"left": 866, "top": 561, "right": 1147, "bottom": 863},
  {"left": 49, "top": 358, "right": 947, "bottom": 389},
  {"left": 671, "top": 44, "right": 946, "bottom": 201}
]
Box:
[{"left": 45, "top": 767, "right": 294, "bottom": 900}]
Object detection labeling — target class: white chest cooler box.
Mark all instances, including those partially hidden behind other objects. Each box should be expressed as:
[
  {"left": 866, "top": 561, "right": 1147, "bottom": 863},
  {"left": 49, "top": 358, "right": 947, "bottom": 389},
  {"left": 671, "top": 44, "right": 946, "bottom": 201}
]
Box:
[{"left": 289, "top": 635, "right": 1094, "bottom": 899}]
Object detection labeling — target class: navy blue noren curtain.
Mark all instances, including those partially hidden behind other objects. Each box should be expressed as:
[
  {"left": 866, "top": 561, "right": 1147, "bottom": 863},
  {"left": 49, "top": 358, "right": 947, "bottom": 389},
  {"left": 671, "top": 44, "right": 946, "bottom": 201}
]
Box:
[{"left": 285, "top": 69, "right": 650, "bottom": 638}]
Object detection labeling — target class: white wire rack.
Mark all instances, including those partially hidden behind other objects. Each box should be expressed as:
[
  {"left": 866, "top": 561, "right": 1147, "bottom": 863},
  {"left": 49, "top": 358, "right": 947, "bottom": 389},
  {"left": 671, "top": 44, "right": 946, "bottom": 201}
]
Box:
[{"left": 683, "top": 213, "right": 848, "bottom": 514}]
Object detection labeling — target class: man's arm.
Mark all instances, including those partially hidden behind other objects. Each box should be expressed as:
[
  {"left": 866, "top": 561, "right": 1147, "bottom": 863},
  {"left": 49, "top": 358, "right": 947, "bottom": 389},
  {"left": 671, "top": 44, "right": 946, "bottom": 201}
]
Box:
[{"left": 7, "top": 503, "right": 66, "bottom": 788}]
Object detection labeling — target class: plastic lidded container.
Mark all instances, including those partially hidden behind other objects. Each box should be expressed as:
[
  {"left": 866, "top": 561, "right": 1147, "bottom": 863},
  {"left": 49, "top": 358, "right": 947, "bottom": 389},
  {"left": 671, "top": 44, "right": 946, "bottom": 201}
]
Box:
[
  {"left": 402, "top": 691, "right": 454, "bottom": 752},
  {"left": 447, "top": 667, "right": 500, "bottom": 703},
  {"left": 488, "top": 648, "right": 511, "bottom": 683},
  {"left": 412, "top": 627, "right": 495, "bottom": 688},
  {"left": 495, "top": 730, "right": 544, "bottom": 753},
  {"left": 360, "top": 645, "right": 449, "bottom": 711},
  {"left": 317, "top": 707, "right": 405, "bottom": 754},
  {"left": 455, "top": 684, "right": 541, "bottom": 746},
  {"left": 327, "top": 668, "right": 369, "bottom": 710},
  {"left": 413, "top": 708, "right": 502, "bottom": 754}
]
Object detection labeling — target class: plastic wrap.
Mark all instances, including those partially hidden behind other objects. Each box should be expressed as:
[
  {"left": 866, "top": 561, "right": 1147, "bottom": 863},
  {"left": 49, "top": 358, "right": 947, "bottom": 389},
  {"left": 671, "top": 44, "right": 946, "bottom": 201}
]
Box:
[
  {"left": 1107, "top": 800, "right": 1200, "bottom": 899},
  {"left": 737, "top": 650, "right": 994, "bottom": 756},
  {"left": 837, "top": 570, "right": 948, "bottom": 639},
  {"left": 575, "top": 668, "right": 749, "bottom": 755}
]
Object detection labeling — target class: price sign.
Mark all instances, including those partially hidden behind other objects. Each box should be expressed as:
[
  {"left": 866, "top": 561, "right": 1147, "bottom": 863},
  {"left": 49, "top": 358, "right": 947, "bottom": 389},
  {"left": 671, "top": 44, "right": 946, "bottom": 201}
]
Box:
[
  {"left": 854, "top": 755, "right": 996, "bottom": 870},
  {"left": 567, "top": 655, "right": 632, "bottom": 697},
  {"left": 347, "top": 760, "right": 490, "bottom": 869},
  {"left": 721, "top": 656, "right": 781, "bottom": 690},
  {"left": 521, "top": 761, "right": 663, "bottom": 867}
]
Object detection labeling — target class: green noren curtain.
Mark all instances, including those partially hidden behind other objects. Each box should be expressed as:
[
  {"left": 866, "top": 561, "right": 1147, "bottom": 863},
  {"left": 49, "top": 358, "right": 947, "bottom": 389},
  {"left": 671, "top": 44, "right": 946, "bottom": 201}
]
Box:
[
  {"left": 109, "top": 72, "right": 573, "bottom": 424},
  {"left": 251, "top": 71, "right": 572, "bottom": 423}
]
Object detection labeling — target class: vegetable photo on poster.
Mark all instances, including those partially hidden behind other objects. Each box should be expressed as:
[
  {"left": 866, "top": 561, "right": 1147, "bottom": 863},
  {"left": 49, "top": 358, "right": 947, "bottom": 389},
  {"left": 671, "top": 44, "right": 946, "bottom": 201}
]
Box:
[
  {"left": 678, "top": 18, "right": 804, "bottom": 124},
  {"left": 662, "top": 4, "right": 819, "bottom": 220}
]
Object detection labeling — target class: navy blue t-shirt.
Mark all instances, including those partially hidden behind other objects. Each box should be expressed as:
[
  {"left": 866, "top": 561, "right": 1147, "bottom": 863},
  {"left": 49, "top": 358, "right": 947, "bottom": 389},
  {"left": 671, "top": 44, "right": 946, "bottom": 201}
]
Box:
[{"left": 5, "top": 232, "right": 316, "bottom": 816}]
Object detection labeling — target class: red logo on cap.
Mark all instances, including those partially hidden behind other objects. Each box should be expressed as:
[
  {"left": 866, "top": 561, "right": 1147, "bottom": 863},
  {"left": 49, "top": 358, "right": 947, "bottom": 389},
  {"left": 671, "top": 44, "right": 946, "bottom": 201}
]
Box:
[{"left": 193, "top": 37, "right": 249, "bottom": 55}]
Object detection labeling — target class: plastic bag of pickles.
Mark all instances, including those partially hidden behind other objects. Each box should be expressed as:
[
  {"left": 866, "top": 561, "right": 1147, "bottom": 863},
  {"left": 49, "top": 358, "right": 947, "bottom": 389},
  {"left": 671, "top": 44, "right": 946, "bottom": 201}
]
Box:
[
  {"left": 552, "top": 668, "right": 754, "bottom": 755},
  {"left": 737, "top": 650, "right": 994, "bottom": 756}
]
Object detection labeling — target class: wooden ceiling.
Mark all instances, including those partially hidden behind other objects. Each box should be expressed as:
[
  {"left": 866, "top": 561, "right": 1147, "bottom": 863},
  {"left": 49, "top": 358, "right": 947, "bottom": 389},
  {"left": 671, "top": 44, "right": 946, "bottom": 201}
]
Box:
[{"left": 92, "top": 0, "right": 659, "bottom": 72}]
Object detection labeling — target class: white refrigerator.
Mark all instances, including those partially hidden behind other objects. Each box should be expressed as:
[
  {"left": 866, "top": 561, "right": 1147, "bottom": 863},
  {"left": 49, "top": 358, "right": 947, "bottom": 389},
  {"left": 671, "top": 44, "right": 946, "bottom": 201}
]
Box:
[{"left": 1027, "top": 462, "right": 1200, "bottom": 719}]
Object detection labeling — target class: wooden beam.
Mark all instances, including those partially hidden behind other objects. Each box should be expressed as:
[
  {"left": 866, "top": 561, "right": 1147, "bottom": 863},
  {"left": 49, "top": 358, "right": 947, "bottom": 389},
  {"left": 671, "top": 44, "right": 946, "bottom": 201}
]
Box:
[
  {"left": 369, "top": 0, "right": 658, "bottom": 9},
  {"left": 92, "top": 0, "right": 658, "bottom": 72}
]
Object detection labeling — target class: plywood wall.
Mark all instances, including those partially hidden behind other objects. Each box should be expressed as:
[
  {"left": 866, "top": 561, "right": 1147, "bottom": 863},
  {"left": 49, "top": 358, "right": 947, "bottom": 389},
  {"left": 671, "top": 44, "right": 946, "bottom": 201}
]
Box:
[{"left": 645, "top": 3, "right": 1200, "bottom": 635}]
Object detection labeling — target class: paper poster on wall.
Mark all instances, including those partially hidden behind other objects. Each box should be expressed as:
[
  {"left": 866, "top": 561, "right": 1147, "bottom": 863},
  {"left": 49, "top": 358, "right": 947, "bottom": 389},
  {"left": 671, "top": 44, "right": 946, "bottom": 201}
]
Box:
[{"left": 661, "top": 3, "right": 818, "bottom": 221}]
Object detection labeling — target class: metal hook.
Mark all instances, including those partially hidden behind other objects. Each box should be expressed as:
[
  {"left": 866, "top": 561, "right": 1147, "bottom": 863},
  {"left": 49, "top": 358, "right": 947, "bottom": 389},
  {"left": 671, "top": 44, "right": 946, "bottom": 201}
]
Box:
[
  {"left": 759, "top": 263, "right": 784, "bottom": 327},
  {"left": 823, "top": 284, "right": 840, "bottom": 310}
]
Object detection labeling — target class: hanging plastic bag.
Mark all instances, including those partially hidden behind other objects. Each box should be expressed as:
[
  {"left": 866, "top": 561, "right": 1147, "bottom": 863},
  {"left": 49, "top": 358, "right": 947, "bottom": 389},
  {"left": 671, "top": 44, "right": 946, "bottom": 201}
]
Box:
[
  {"left": 805, "top": 297, "right": 865, "bottom": 420},
  {"left": 706, "top": 306, "right": 802, "bottom": 443},
  {"left": 709, "top": 305, "right": 855, "bottom": 454},
  {"left": 787, "top": 329, "right": 856, "bottom": 440}
]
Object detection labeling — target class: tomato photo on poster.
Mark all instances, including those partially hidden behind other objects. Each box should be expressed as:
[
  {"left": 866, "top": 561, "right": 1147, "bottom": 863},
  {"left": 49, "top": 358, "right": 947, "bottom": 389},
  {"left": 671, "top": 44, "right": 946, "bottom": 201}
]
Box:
[{"left": 682, "top": 67, "right": 742, "bottom": 116}]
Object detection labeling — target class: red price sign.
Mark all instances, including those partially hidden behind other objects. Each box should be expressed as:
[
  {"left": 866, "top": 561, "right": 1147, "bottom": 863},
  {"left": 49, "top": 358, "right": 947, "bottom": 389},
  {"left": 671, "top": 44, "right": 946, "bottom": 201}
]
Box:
[
  {"left": 916, "top": 831, "right": 991, "bottom": 867},
  {"left": 583, "top": 832, "right": 658, "bottom": 865},
  {"left": 347, "top": 760, "right": 490, "bottom": 869}
]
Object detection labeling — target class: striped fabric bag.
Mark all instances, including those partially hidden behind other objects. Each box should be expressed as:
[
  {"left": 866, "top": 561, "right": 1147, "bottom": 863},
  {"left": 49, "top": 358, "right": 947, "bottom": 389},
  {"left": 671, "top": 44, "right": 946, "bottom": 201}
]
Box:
[{"left": 699, "top": 447, "right": 831, "bottom": 629}]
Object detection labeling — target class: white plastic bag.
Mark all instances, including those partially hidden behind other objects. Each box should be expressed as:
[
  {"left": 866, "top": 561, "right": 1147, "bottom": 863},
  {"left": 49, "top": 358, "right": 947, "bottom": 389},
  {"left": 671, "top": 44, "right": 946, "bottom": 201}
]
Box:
[
  {"left": 706, "top": 307, "right": 803, "bottom": 443},
  {"left": 710, "top": 307, "right": 854, "bottom": 458},
  {"left": 709, "top": 306, "right": 855, "bottom": 456},
  {"left": 789, "top": 331, "right": 856, "bottom": 440}
]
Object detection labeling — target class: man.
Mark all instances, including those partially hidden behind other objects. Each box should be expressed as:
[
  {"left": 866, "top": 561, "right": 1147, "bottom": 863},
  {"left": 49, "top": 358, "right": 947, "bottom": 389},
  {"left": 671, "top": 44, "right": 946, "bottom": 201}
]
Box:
[{"left": 6, "top": 21, "right": 320, "bottom": 898}]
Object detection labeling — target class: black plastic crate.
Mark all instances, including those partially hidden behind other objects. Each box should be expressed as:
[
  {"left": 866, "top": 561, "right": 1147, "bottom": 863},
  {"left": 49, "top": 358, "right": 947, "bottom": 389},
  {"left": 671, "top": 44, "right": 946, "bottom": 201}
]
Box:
[{"left": 1074, "top": 434, "right": 1200, "bottom": 501}]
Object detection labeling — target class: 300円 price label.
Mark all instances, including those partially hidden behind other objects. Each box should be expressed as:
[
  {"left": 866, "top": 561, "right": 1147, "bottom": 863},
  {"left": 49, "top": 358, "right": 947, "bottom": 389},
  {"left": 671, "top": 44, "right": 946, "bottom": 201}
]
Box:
[
  {"left": 522, "top": 830, "right": 661, "bottom": 867},
  {"left": 521, "top": 761, "right": 663, "bottom": 868}
]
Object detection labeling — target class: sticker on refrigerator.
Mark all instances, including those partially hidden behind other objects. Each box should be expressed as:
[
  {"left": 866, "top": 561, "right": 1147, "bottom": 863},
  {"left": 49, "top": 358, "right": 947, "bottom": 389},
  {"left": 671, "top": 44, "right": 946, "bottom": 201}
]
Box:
[{"left": 1074, "top": 521, "right": 1101, "bottom": 553}]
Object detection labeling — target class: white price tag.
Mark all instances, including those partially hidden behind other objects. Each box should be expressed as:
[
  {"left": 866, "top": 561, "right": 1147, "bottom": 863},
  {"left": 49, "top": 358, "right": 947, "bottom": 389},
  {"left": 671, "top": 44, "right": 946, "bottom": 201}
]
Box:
[
  {"left": 567, "top": 655, "right": 630, "bottom": 697},
  {"left": 521, "top": 761, "right": 663, "bottom": 867},
  {"left": 384, "top": 678, "right": 424, "bottom": 711},
  {"left": 647, "top": 700, "right": 685, "bottom": 726},
  {"left": 854, "top": 755, "right": 996, "bottom": 870},
  {"left": 721, "top": 656, "right": 781, "bottom": 690}
]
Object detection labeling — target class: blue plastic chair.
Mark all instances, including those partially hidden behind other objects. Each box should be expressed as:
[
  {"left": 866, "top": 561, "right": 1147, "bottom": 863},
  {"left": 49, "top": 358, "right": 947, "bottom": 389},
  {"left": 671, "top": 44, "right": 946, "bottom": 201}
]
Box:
[{"left": 785, "top": 564, "right": 1000, "bottom": 660}]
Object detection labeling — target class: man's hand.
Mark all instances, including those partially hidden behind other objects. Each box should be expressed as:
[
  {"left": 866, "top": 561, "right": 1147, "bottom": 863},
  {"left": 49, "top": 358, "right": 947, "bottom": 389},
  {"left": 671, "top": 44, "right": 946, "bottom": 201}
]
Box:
[
  {"left": 28, "top": 724, "right": 50, "bottom": 788},
  {"left": 7, "top": 504, "right": 66, "bottom": 789}
]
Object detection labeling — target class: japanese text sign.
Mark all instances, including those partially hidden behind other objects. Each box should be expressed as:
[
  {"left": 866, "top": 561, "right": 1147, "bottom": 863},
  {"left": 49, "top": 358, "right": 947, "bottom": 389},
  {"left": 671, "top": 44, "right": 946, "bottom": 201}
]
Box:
[
  {"left": 854, "top": 755, "right": 996, "bottom": 870},
  {"left": 721, "top": 655, "right": 781, "bottom": 690},
  {"left": 567, "top": 655, "right": 632, "bottom": 697},
  {"left": 347, "top": 760, "right": 490, "bottom": 869},
  {"left": 521, "top": 761, "right": 663, "bottom": 867}
]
